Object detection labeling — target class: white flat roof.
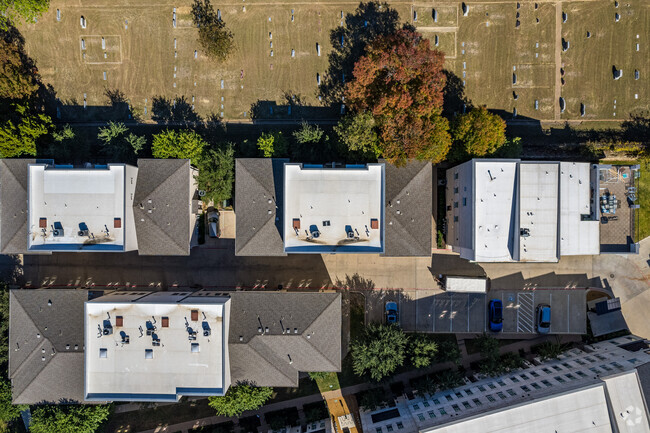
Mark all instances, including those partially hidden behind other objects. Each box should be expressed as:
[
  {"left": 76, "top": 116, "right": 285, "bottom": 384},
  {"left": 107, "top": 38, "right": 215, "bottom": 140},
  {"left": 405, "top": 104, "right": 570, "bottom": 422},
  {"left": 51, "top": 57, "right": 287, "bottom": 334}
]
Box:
[
  {"left": 604, "top": 370, "right": 650, "bottom": 433},
  {"left": 283, "top": 164, "right": 384, "bottom": 253},
  {"left": 28, "top": 165, "right": 125, "bottom": 251},
  {"left": 518, "top": 163, "right": 559, "bottom": 262},
  {"left": 559, "top": 162, "right": 600, "bottom": 256},
  {"left": 85, "top": 296, "right": 229, "bottom": 401},
  {"left": 428, "top": 384, "right": 613, "bottom": 433},
  {"left": 474, "top": 161, "right": 517, "bottom": 262},
  {"left": 445, "top": 277, "right": 487, "bottom": 293}
]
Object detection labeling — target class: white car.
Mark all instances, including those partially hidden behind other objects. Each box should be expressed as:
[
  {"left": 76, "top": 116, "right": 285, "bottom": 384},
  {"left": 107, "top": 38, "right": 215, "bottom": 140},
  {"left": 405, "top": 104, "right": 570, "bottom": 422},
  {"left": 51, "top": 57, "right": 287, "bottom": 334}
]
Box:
[{"left": 208, "top": 212, "right": 219, "bottom": 238}]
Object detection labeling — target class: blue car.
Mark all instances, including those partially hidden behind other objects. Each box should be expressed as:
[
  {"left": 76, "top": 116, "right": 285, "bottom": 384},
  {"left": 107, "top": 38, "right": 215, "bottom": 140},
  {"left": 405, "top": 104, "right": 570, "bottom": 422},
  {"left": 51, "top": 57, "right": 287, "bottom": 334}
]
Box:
[
  {"left": 488, "top": 299, "right": 503, "bottom": 332},
  {"left": 536, "top": 304, "right": 551, "bottom": 334},
  {"left": 385, "top": 301, "right": 398, "bottom": 324}
]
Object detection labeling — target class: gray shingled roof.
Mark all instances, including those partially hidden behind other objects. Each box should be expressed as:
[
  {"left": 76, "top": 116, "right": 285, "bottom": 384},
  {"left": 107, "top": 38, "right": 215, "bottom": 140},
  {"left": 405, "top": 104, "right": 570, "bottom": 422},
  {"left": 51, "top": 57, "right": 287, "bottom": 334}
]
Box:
[
  {"left": 228, "top": 292, "right": 341, "bottom": 387},
  {"left": 0, "top": 159, "right": 35, "bottom": 254},
  {"left": 234, "top": 159, "right": 288, "bottom": 256},
  {"left": 134, "top": 159, "right": 191, "bottom": 256},
  {"left": 383, "top": 160, "right": 433, "bottom": 257},
  {"left": 9, "top": 289, "right": 87, "bottom": 404}
]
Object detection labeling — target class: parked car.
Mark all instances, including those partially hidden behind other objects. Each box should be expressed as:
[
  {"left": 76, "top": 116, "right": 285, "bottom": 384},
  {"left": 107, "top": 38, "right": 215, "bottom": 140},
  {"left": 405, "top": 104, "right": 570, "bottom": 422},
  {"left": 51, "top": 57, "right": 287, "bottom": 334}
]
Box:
[
  {"left": 488, "top": 299, "right": 503, "bottom": 332},
  {"left": 208, "top": 212, "right": 220, "bottom": 238},
  {"left": 535, "top": 304, "right": 551, "bottom": 334},
  {"left": 385, "top": 301, "right": 398, "bottom": 324}
]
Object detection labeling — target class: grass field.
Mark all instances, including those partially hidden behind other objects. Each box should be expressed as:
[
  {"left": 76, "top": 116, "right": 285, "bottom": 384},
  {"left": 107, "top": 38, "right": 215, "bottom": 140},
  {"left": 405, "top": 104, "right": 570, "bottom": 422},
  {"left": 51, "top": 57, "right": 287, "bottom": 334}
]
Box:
[{"left": 18, "top": 0, "right": 649, "bottom": 122}]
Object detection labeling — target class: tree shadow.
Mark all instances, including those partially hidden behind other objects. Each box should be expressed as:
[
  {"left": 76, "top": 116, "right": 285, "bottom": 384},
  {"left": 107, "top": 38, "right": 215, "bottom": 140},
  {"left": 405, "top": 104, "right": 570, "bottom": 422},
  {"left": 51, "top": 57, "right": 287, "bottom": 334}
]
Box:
[
  {"left": 151, "top": 95, "right": 202, "bottom": 125},
  {"left": 442, "top": 70, "right": 471, "bottom": 118},
  {"left": 319, "top": 1, "right": 412, "bottom": 104},
  {"left": 249, "top": 98, "right": 338, "bottom": 121}
]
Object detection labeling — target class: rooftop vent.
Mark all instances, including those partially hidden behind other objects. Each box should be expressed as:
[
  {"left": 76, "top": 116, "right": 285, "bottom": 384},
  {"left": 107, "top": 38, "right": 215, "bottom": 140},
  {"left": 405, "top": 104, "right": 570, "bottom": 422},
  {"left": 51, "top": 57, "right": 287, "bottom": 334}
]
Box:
[
  {"left": 145, "top": 349, "right": 153, "bottom": 359},
  {"left": 99, "top": 348, "right": 107, "bottom": 358},
  {"left": 191, "top": 343, "right": 200, "bottom": 353}
]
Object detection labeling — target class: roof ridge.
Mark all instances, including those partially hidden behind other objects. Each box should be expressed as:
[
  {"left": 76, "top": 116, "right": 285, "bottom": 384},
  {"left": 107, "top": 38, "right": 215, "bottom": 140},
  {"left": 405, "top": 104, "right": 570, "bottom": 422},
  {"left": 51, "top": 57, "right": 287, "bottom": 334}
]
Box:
[
  {"left": 136, "top": 160, "right": 187, "bottom": 200},
  {"left": 238, "top": 160, "right": 276, "bottom": 198},
  {"left": 303, "top": 298, "right": 341, "bottom": 370},
  {"left": 388, "top": 162, "right": 430, "bottom": 202},
  {"left": 247, "top": 336, "right": 298, "bottom": 383},
  {"left": 235, "top": 216, "right": 278, "bottom": 255}
]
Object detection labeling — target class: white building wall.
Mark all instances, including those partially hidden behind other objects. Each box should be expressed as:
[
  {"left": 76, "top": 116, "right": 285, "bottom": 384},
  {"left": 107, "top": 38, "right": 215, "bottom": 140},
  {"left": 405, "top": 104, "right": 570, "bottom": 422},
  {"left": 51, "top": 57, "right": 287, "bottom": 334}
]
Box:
[
  {"left": 445, "top": 160, "right": 474, "bottom": 260},
  {"left": 124, "top": 164, "right": 138, "bottom": 252}
]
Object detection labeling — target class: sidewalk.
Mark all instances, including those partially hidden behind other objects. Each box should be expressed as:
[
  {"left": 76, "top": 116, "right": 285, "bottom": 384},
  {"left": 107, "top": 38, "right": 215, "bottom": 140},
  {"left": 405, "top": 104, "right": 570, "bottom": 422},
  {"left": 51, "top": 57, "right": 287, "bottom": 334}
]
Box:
[{"left": 135, "top": 335, "right": 571, "bottom": 433}]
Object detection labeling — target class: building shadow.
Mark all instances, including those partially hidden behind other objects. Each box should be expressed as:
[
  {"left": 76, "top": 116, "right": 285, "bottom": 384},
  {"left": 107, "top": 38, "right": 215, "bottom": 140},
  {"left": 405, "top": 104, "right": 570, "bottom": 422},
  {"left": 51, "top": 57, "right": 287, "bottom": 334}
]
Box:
[{"left": 490, "top": 271, "right": 603, "bottom": 290}]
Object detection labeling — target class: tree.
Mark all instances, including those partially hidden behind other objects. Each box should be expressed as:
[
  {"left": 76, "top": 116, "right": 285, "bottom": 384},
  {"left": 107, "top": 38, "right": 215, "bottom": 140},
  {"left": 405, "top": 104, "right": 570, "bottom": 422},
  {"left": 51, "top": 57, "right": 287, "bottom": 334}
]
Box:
[
  {"left": 194, "top": 144, "right": 234, "bottom": 205},
  {"left": 475, "top": 333, "right": 501, "bottom": 376},
  {"left": 451, "top": 107, "right": 507, "bottom": 159},
  {"left": 191, "top": 0, "right": 234, "bottom": 62},
  {"left": 0, "top": 378, "right": 26, "bottom": 430},
  {"left": 345, "top": 29, "right": 451, "bottom": 165},
  {"left": 0, "top": 102, "right": 51, "bottom": 157},
  {"left": 351, "top": 323, "right": 408, "bottom": 381},
  {"left": 152, "top": 129, "right": 206, "bottom": 162},
  {"left": 97, "top": 121, "right": 145, "bottom": 163},
  {"left": 208, "top": 382, "right": 273, "bottom": 417},
  {"left": 334, "top": 112, "right": 380, "bottom": 160},
  {"left": 409, "top": 334, "right": 438, "bottom": 369},
  {"left": 434, "top": 369, "right": 464, "bottom": 391},
  {"left": 358, "top": 387, "right": 388, "bottom": 411},
  {"left": 0, "top": 0, "right": 50, "bottom": 31},
  {"left": 29, "top": 404, "right": 111, "bottom": 433},
  {"left": 256, "top": 131, "right": 287, "bottom": 158},
  {"left": 320, "top": 1, "right": 406, "bottom": 103},
  {"left": 291, "top": 122, "right": 337, "bottom": 162},
  {"left": 0, "top": 36, "right": 39, "bottom": 100},
  {"left": 434, "top": 338, "right": 462, "bottom": 365}
]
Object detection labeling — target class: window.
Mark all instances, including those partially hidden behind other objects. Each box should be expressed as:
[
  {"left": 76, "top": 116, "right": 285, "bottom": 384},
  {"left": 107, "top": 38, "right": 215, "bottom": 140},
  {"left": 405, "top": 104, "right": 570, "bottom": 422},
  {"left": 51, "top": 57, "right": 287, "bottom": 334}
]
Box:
[
  {"left": 542, "top": 368, "right": 552, "bottom": 374},
  {"left": 454, "top": 187, "right": 459, "bottom": 194},
  {"left": 454, "top": 216, "right": 459, "bottom": 222},
  {"left": 576, "top": 370, "right": 587, "bottom": 378},
  {"left": 454, "top": 172, "right": 459, "bottom": 179},
  {"left": 599, "top": 364, "right": 612, "bottom": 371},
  {"left": 462, "top": 401, "right": 471, "bottom": 409},
  {"left": 417, "top": 414, "right": 425, "bottom": 422},
  {"left": 445, "top": 394, "right": 453, "bottom": 402},
  {"left": 478, "top": 385, "right": 486, "bottom": 392},
  {"left": 629, "top": 358, "right": 639, "bottom": 365},
  {"left": 423, "top": 401, "right": 430, "bottom": 408},
  {"left": 565, "top": 373, "right": 577, "bottom": 380},
  {"left": 575, "top": 359, "right": 586, "bottom": 365},
  {"left": 396, "top": 422, "right": 404, "bottom": 430},
  {"left": 464, "top": 388, "right": 473, "bottom": 395},
  {"left": 589, "top": 367, "right": 600, "bottom": 374},
  {"left": 541, "top": 380, "right": 552, "bottom": 387},
  {"left": 376, "top": 428, "right": 383, "bottom": 433},
  {"left": 510, "top": 376, "right": 520, "bottom": 383},
  {"left": 496, "top": 391, "right": 507, "bottom": 400},
  {"left": 472, "top": 398, "right": 483, "bottom": 406},
  {"left": 595, "top": 354, "right": 607, "bottom": 361},
  {"left": 452, "top": 404, "right": 460, "bottom": 412},
  {"left": 554, "top": 376, "right": 566, "bottom": 383},
  {"left": 496, "top": 379, "right": 506, "bottom": 387},
  {"left": 454, "top": 201, "right": 459, "bottom": 208},
  {"left": 428, "top": 410, "right": 436, "bottom": 419},
  {"left": 585, "top": 357, "right": 596, "bottom": 363},
  {"left": 439, "top": 408, "right": 447, "bottom": 415},
  {"left": 530, "top": 371, "right": 540, "bottom": 378},
  {"left": 520, "top": 374, "right": 529, "bottom": 380},
  {"left": 387, "top": 425, "right": 394, "bottom": 432},
  {"left": 521, "top": 385, "right": 530, "bottom": 392},
  {"left": 455, "top": 391, "right": 463, "bottom": 398},
  {"left": 433, "top": 398, "right": 440, "bottom": 405},
  {"left": 611, "top": 362, "right": 623, "bottom": 369},
  {"left": 530, "top": 382, "right": 542, "bottom": 390},
  {"left": 487, "top": 383, "right": 496, "bottom": 390},
  {"left": 413, "top": 404, "right": 420, "bottom": 410},
  {"left": 561, "top": 362, "right": 571, "bottom": 368},
  {"left": 507, "top": 389, "right": 517, "bottom": 396},
  {"left": 552, "top": 365, "right": 563, "bottom": 371},
  {"left": 486, "top": 394, "right": 495, "bottom": 402}
]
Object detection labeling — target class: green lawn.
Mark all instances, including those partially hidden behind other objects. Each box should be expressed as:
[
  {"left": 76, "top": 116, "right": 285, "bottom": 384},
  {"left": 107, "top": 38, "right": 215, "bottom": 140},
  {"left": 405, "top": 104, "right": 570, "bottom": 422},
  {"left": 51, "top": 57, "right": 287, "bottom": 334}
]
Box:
[{"left": 313, "top": 372, "right": 340, "bottom": 393}]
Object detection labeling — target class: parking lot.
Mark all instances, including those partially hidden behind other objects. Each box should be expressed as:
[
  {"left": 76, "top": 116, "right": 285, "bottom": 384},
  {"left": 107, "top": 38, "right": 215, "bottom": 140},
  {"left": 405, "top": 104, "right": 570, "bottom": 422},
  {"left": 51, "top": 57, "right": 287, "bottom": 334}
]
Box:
[{"left": 363, "top": 288, "right": 586, "bottom": 335}]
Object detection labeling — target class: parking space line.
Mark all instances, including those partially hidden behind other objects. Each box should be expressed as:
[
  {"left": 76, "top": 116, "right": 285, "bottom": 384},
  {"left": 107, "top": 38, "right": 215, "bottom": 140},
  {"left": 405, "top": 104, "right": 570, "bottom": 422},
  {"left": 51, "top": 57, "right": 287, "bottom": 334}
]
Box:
[{"left": 517, "top": 292, "right": 534, "bottom": 333}]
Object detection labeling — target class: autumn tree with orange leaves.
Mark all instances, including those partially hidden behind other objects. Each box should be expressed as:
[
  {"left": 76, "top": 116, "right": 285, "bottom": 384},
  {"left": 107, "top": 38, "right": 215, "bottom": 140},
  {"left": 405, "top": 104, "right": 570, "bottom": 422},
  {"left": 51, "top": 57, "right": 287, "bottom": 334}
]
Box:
[{"left": 345, "top": 29, "right": 451, "bottom": 165}]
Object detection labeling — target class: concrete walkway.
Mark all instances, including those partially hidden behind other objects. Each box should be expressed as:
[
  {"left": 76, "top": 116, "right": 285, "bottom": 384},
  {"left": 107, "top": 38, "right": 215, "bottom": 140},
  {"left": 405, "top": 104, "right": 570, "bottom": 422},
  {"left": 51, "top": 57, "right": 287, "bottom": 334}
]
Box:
[{"left": 133, "top": 335, "right": 573, "bottom": 433}]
